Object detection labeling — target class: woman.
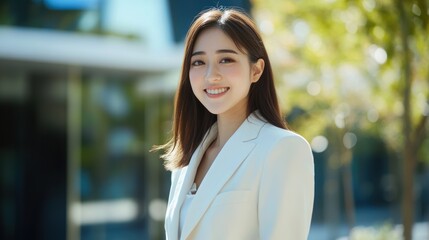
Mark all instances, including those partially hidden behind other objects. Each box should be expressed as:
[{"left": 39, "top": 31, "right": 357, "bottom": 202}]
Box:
[{"left": 155, "top": 8, "right": 314, "bottom": 240}]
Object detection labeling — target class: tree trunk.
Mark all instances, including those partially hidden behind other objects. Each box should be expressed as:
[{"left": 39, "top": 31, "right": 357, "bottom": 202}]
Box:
[
  {"left": 402, "top": 143, "right": 415, "bottom": 240},
  {"left": 395, "top": 0, "right": 414, "bottom": 239},
  {"left": 342, "top": 156, "right": 355, "bottom": 230}
]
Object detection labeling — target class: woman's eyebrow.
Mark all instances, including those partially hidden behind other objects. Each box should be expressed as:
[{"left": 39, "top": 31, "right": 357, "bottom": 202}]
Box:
[
  {"left": 191, "top": 49, "right": 239, "bottom": 56},
  {"left": 191, "top": 51, "right": 205, "bottom": 56},
  {"left": 216, "top": 49, "right": 238, "bottom": 54}
]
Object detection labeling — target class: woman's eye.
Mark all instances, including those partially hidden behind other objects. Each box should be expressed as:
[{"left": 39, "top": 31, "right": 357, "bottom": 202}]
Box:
[
  {"left": 220, "top": 58, "right": 234, "bottom": 64},
  {"left": 191, "top": 60, "right": 204, "bottom": 66}
]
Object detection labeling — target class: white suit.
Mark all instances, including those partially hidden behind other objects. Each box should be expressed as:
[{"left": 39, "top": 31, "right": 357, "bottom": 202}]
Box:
[{"left": 165, "top": 112, "right": 314, "bottom": 240}]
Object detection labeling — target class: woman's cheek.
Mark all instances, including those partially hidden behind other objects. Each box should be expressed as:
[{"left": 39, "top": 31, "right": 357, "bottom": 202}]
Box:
[
  {"left": 221, "top": 65, "right": 244, "bottom": 79},
  {"left": 189, "top": 68, "right": 204, "bottom": 84}
]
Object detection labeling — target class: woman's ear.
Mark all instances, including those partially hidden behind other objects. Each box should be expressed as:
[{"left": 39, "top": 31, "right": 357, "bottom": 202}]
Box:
[{"left": 251, "top": 58, "right": 265, "bottom": 83}]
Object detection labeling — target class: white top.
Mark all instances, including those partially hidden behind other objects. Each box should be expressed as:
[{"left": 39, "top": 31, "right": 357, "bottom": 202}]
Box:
[{"left": 179, "top": 183, "right": 197, "bottom": 236}]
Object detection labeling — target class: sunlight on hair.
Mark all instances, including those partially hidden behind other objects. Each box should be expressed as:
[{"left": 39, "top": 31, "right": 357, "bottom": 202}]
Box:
[
  {"left": 71, "top": 198, "right": 138, "bottom": 225},
  {"left": 219, "top": 10, "right": 231, "bottom": 25},
  {"left": 311, "top": 135, "right": 329, "bottom": 153}
]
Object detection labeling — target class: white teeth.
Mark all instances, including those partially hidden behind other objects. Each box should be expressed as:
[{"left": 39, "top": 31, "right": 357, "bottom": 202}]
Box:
[{"left": 206, "top": 87, "right": 228, "bottom": 95}]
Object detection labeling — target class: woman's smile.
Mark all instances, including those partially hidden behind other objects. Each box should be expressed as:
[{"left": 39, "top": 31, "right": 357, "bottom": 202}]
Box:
[{"left": 205, "top": 87, "right": 230, "bottom": 97}]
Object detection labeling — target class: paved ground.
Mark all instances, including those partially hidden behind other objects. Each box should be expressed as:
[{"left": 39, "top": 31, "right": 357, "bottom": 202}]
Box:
[
  {"left": 308, "top": 206, "right": 428, "bottom": 240},
  {"left": 309, "top": 222, "right": 428, "bottom": 240}
]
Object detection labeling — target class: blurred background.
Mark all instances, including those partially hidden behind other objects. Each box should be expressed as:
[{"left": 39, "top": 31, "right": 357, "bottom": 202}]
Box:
[{"left": 0, "top": 0, "right": 428, "bottom": 240}]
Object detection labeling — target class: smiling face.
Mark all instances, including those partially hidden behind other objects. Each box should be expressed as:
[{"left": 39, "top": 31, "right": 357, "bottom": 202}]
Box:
[{"left": 189, "top": 27, "right": 264, "bottom": 118}]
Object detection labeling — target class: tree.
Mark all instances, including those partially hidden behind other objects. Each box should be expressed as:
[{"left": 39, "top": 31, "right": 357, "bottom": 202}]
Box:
[
  {"left": 252, "top": 0, "right": 429, "bottom": 239},
  {"left": 394, "top": 0, "right": 429, "bottom": 239}
]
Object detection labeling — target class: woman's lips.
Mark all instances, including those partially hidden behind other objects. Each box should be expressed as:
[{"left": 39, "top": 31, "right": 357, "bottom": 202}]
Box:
[
  {"left": 205, "top": 87, "right": 230, "bottom": 97},
  {"left": 205, "top": 87, "right": 229, "bottom": 94}
]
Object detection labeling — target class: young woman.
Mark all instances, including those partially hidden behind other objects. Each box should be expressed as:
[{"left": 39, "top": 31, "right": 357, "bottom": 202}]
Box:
[{"left": 156, "top": 8, "right": 314, "bottom": 240}]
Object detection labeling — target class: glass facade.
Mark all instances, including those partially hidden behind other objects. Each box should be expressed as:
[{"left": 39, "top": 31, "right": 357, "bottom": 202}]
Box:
[{"left": 0, "top": 63, "right": 176, "bottom": 240}]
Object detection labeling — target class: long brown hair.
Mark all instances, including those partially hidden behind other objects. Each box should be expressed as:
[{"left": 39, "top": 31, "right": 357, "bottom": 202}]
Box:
[{"left": 154, "top": 8, "right": 286, "bottom": 170}]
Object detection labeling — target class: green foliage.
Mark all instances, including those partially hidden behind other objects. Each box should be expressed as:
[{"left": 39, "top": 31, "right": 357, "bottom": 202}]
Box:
[{"left": 252, "top": 0, "right": 428, "bottom": 162}]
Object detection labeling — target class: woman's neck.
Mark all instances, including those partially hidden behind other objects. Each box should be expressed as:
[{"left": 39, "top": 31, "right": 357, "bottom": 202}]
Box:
[{"left": 214, "top": 109, "right": 248, "bottom": 149}]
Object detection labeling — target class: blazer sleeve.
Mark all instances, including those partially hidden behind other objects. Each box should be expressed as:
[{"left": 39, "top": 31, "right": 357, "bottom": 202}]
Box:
[{"left": 258, "top": 134, "right": 314, "bottom": 240}]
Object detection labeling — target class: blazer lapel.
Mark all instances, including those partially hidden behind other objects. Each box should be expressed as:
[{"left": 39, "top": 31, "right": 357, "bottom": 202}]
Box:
[
  {"left": 167, "top": 125, "right": 218, "bottom": 240},
  {"left": 180, "top": 113, "right": 266, "bottom": 240}
]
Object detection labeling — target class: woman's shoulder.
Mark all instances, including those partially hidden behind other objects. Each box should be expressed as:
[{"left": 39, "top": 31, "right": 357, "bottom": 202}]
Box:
[
  {"left": 251, "top": 111, "right": 307, "bottom": 142},
  {"left": 260, "top": 123, "right": 309, "bottom": 145},
  {"left": 257, "top": 123, "right": 314, "bottom": 169},
  {"left": 253, "top": 123, "right": 312, "bottom": 160}
]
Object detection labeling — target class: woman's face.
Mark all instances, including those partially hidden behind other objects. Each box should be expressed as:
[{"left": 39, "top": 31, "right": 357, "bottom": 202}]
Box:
[{"left": 189, "top": 27, "right": 264, "bottom": 118}]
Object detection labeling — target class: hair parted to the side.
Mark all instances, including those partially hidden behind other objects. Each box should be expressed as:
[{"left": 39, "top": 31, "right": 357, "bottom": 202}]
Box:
[{"left": 152, "top": 7, "right": 287, "bottom": 170}]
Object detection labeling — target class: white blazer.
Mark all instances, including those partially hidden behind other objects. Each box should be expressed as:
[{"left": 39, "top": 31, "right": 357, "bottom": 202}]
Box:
[{"left": 165, "top": 112, "right": 314, "bottom": 240}]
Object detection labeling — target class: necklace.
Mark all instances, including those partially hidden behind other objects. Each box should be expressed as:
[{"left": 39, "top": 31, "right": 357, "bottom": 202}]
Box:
[{"left": 190, "top": 183, "right": 197, "bottom": 195}]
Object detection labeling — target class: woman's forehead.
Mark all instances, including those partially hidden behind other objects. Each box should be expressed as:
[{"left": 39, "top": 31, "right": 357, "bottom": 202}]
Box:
[{"left": 192, "top": 27, "right": 247, "bottom": 55}]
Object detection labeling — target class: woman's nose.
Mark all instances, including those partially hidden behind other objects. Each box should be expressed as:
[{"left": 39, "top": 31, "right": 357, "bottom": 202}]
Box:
[{"left": 205, "top": 64, "right": 221, "bottom": 82}]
